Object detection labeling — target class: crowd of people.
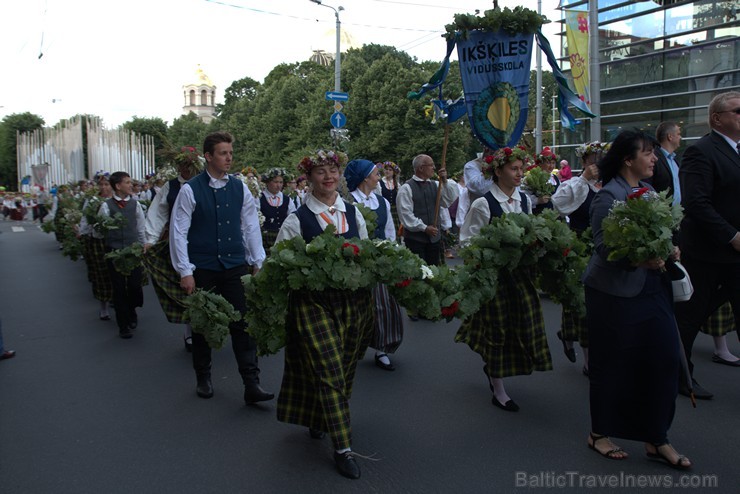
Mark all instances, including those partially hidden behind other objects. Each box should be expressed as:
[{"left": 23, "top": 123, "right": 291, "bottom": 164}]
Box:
[{"left": 8, "top": 91, "right": 739, "bottom": 480}]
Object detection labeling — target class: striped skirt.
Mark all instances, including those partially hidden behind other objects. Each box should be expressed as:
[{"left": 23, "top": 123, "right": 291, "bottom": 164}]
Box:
[
  {"left": 701, "top": 302, "right": 735, "bottom": 337},
  {"left": 142, "top": 240, "right": 188, "bottom": 324},
  {"left": 456, "top": 268, "right": 553, "bottom": 378},
  {"left": 370, "top": 283, "right": 404, "bottom": 354},
  {"left": 560, "top": 305, "right": 588, "bottom": 347},
  {"left": 85, "top": 236, "right": 113, "bottom": 302},
  {"left": 277, "top": 288, "right": 375, "bottom": 451}
]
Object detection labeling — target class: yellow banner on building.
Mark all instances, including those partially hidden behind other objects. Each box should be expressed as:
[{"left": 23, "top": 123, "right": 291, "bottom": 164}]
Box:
[{"left": 564, "top": 10, "right": 591, "bottom": 106}]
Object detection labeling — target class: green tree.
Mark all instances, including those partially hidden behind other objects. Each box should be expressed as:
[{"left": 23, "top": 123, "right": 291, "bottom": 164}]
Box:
[
  {"left": 167, "top": 113, "right": 210, "bottom": 153},
  {"left": 0, "top": 112, "right": 45, "bottom": 188}
]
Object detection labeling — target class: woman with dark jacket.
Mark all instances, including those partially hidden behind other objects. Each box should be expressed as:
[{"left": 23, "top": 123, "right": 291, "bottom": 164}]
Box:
[{"left": 583, "top": 130, "right": 690, "bottom": 469}]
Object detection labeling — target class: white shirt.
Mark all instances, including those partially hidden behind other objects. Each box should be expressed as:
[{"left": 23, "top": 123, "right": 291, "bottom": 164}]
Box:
[
  {"left": 463, "top": 158, "right": 493, "bottom": 199},
  {"left": 460, "top": 183, "right": 532, "bottom": 244},
  {"left": 97, "top": 194, "right": 146, "bottom": 244},
  {"left": 551, "top": 175, "right": 599, "bottom": 216},
  {"left": 262, "top": 190, "right": 297, "bottom": 214},
  {"left": 396, "top": 176, "right": 459, "bottom": 232},
  {"left": 275, "top": 192, "right": 368, "bottom": 243},
  {"left": 455, "top": 183, "right": 470, "bottom": 229},
  {"left": 350, "top": 189, "right": 395, "bottom": 241},
  {"left": 145, "top": 176, "right": 186, "bottom": 245},
  {"left": 169, "top": 171, "right": 266, "bottom": 277}
]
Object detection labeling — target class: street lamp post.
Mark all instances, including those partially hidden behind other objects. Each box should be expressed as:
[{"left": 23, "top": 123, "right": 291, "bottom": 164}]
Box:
[{"left": 310, "top": 0, "right": 344, "bottom": 92}]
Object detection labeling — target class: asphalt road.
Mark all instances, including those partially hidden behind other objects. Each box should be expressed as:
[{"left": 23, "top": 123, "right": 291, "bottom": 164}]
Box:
[{"left": 1, "top": 219, "right": 738, "bottom": 493}]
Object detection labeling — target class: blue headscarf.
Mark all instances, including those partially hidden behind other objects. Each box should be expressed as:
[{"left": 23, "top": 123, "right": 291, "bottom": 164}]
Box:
[{"left": 343, "top": 159, "right": 376, "bottom": 191}]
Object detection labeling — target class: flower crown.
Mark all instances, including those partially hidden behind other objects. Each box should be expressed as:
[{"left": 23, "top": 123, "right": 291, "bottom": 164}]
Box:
[
  {"left": 535, "top": 146, "right": 558, "bottom": 165},
  {"left": 173, "top": 146, "right": 206, "bottom": 172},
  {"left": 480, "top": 146, "right": 533, "bottom": 179},
  {"left": 298, "top": 149, "right": 348, "bottom": 175},
  {"left": 94, "top": 170, "right": 110, "bottom": 181},
  {"left": 241, "top": 166, "right": 258, "bottom": 177},
  {"left": 379, "top": 161, "right": 401, "bottom": 175},
  {"left": 261, "top": 167, "right": 289, "bottom": 183},
  {"left": 575, "top": 141, "right": 611, "bottom": 158}
]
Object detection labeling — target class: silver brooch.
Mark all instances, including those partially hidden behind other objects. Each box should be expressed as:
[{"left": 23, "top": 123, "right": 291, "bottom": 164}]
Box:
[{"left": 327, "top": 206, "right": 336, "bottom": 214}]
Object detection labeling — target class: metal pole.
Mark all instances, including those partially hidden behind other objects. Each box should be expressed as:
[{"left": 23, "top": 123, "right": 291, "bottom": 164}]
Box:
[
  {"left": 535, "top": 0, "right": 542, "bottom": 152},
  {"left": 589, "top": 0, "right": 601, "bottom": 141},
  {"left": 334, "top": 9, "right": 341, "bottom": 92},
  {"left": 552, "top": 93, "right": 557, "bottom": 149}
]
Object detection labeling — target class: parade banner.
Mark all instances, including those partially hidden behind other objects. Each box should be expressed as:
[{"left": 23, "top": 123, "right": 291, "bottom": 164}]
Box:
[
  {"left": 564, "top": 10, "right": 591, "bottom": 106},
  {"left": 456, "top": 30, "right": 534, "bottom": 149}
]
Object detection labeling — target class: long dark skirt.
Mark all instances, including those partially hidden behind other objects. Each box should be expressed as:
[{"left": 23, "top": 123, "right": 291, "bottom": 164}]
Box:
[
  {"left": 456, "top": 268, "right": 553, "bottom": 378},
  {"left": 86, "top": 236, "right": 113, "bottom": 302},
  {"left": 370, "top": 283, "right": 403, "bottom": 354},
  {"left": 560, "top": 305, "right": 588, "bottom": 347},
  {"left": 586, "top": 272, "right": 679, "bottom": 444},
  {"left": 277, "top": 289, "right": 374, "bottom": 451},
  {"left": 142, "top": 240, "right": 188, "bottom": 324}
]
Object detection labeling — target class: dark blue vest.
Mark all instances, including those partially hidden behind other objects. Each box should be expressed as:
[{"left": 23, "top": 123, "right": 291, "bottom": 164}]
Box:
[
  {"left": 404, "top": 179, "right": 439, "bottom": 244},
  {"left": 186, "top": 171, "right": 245, "bottom": 271},
  {"left": 483, "top": 190, "right": 530, "bottom": 221},
  {"left": 295, "top": 201, "right": 359, "bottom": 242},
  {"left": 105, "top": 197, "right": 139, "bottom": 249},
  {"left": 166, "top": 178, "right": 181, "bottom": 215},
  {"left": 372, "top": 193, "right": 388, "bottom": 240},
  {"left": 568, "top": 187, "right": 596, "bottom": 235},
  {"left": 260, "top": 193, "right": 290, "bottom": 232}
]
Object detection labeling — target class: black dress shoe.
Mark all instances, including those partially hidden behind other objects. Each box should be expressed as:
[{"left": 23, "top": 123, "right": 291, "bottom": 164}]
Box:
[
  {"left": 128, "top": 312, "right": 138, "bottom": 329},
  {"left": 679, "top": 378, "right": 713, "bottom": 400},
  {"left": 374, "top": 353, "right": 395, "bottom": 371},
  {"left": 309, "top": 428, "right": 326, "bottom": 439},
  {"left": 119, "top": 329, "right": 133, "bottom": 339},
  {"left": 711, "top": 354, "right": 740, "bottom": 367},
  {"left": 557, "top": 330, "right": 577, "bottom": 363},
  {"left": 492, "top": 395, "right": 520, "bottom": 412},
  {"left": 333, "top": 451, "right": 361, "bottom": 479},
  {"left": 243, "top": 383, "right": 275, "bottom": 404},
  {"left": 184, "top": 336, "right": 193, "bottom": 353},
  {"left": 196, "top": 376, "right": 214, "bottom": 398}
]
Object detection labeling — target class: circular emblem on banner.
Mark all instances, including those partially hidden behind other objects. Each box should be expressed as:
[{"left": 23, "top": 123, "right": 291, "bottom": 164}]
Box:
[{"left": 473, "top": 82, "right": 520, "bottom": 147}]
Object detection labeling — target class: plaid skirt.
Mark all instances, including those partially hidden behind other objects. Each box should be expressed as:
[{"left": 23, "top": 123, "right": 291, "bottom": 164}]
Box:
[
  {"left": 455, "top": 268, "right": 553, "bottom": 378},
  {"left": 85, "top": 236, "right": 113, "bottom": 302},
  {"left": 142, "top": 240, "right": 188, "bottom": 324},
  {"left": 560, "top": 305, "right": 588, "bottom": 347},
  {"left": 277, "top": 288, "right": 375, "bottom": 451},
  {"left": 262, "top": 229, "right": 279, "bottom": 254},
  {"left": 701, "top": 302, "right": 735, "bottom": 337},
  {"left": 370, "top": 283, "right": 404, "bottom": 354}
]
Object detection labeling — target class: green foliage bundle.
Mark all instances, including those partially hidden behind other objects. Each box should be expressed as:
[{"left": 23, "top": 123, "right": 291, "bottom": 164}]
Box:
[
  {"left": 104, "top": 243, "right": 144, "bottom": 276},
  {"left": 522, "top": 166, "right": 555, "bottom": 198},
  {"left": 183, "top": 289, "right": 241, "bottom": 350},
  {"left": 601, "top": 188, "right": 683, "bottom": 264},
  {"left": 444, "top": 7, "right": 549, "bottom": 39}
]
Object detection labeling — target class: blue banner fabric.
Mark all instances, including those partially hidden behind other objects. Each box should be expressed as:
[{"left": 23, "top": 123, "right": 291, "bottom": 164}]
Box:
[{"left": 456, "top": 30, "right": 534, "bottom": 149}]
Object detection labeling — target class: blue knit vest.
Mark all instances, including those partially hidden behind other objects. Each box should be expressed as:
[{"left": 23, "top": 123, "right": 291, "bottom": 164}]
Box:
[
  {"left": 166, "top": 178, "right": 181, "bottom": 215},
  {"left": 483, "top": 190, "right": 530, "bottom": 221},
  {"left": 104, "top": 198, "right": 139, "bottom": 249},
  {"left": 186, "top": 172, "right": 245, "bottom": 271},
  {"left": 260, "top": 193, "right": 290, "bottom": 232}
]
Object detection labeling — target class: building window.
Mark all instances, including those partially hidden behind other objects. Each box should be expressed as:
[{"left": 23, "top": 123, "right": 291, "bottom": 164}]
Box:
[
  {"left": 189, "top": 90, "right": 196, "bottom": 106},
  {"left": 201, "top": 90, "right": 208, "bottom": 106}
]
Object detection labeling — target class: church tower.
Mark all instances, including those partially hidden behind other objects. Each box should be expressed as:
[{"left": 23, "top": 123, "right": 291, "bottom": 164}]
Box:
[{"left": 182, "top": 65, "right": 216, "bottom": 123}]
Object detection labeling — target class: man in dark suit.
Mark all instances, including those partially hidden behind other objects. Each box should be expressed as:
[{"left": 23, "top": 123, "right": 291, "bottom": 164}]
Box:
[
  {"left": 648, "top": 122, "right": 682, "bottom": 203},
  {"left": 675, "top": 91, "right": 740, "bottom": 400}
]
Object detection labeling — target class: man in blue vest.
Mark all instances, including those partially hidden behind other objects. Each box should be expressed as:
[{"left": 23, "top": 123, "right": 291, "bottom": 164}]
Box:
[{"left": 170, "top": 131, "right": 273, "bottom": 403}]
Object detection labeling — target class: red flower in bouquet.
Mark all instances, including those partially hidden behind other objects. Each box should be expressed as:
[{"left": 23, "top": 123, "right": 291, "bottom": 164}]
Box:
[
  {"left": 562, "top": 247, "right": 571, "bottom": 257},
  {"left": 342, "top": 242, "right": 360, "bottom": 256},
  {"left": 627, "top": 187, "right": 650, "bottom": 200},
  {"left": 504, "top": 147, "right": 513, "bottom": 156},
  {"left": 395, "top": 278, "right": 411, "bottom": 288},
  {"left": 484, "top": 155, "right": 494, "bottom": 164},
  {"left": 441, "top": 300, "right": 460, "bottom": 318}
]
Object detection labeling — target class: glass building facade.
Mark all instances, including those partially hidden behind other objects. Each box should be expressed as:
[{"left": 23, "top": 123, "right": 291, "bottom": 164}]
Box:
[{"left": 557, "top": 0, "right": 739, "bottom": 161}]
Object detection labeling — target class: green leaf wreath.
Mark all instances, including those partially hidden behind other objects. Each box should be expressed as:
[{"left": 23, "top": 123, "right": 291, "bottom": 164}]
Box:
[
  {"left": 104, "top": 243, "right": 144, "bottom": 276},
  {"left": 444, "top": 6, "right": 549, "bottom": 40},
  {"left": 183, "top": 289, "right": 241, "bottom": 349}
]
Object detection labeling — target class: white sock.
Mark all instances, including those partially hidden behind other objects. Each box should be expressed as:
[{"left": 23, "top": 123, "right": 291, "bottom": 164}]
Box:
[
  {"left": 375, "top": 352, "right": 391, "bottom": 365},
  {"left": 184, "top": 323, "right": 192, "bottom": 339},
  {"left": 713, "top": 336, "right": 739, "bottom": 361},
  {"left": 99, "top": 301, "right": 109, "bottom": 316},
  {"left": 336, "top": 448, "right": 351, "bottom": 454},
  {"left": 491, "top": 378, "right": 511, "bottom": 404}
]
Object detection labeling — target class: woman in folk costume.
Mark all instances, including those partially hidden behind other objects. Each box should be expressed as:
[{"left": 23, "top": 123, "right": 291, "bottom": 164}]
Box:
[
  {"left": 77, "top": 172, "right": 114, "bottom": 320},
  {"left": 528, "top": 146, "right": 560, "bottom": 214},
  {"left": 275, "top": 150, "right": 373, "bottom": 480},
  {"left": 99, "top": 171, "right": 146, "bottom": 339},
  {"left": 700, "top": 303, "right": 739, "bottom": 366},
  {"left": 259, "top": 167, "right": 296, "bottom": 251},
  {"left": 143, "top": 147, "right": 203, "bottom": 352},
  {"left": 551, "top": 141, "right": 610, "bottom": 376},
  {"left": 456, "top": 146, "right": 552, "bottom": 412},
  {"left": 379, "top": 161, "right": 401, "bottom": 232},
  {"left": 343, "top": 159, "right": 404, "bottom": 371},
  {"left": 583, "top": 130, "right": 689, "bottom": 468},
  {"left": 284, "top": 175, "right": 303, "bottom": 210}
]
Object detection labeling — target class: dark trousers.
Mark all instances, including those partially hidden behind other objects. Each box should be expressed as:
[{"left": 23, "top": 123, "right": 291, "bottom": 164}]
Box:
[
  {"left": 106, "top": 259, "right": 144, "bottom": 332},
  {"left": 674, "top": 256, "right": 740, "bottom": 375},
  {"left": 404, "top": 238, "right": 443, "bottom": 266},
  {"left": 192, "top": 264, "right": 259, "bottom": 385}
]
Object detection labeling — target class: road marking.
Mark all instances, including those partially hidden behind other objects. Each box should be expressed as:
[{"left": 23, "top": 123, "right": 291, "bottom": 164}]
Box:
[{"left": 12, "top": 227, "right": 26, "bottom": 232}]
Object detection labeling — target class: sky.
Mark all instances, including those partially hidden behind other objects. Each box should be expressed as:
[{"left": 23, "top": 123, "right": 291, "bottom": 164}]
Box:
[{"left": 1, "top": 0, "right": 562, "bottom": 129}]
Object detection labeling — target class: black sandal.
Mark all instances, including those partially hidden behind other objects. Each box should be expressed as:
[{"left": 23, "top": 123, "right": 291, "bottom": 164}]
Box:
[
  {"left": 588, "top": 433, "right": 628, "bottom": 460},
  {"left": 557, "top": 330, "right": 577, "bottom": 363},
  {"left": 646, "top": 443, "right": 691, "bottom": 470}
]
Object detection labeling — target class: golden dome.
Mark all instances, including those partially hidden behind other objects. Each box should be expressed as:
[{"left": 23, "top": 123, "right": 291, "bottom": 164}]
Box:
[{"left": 187, "top": 64, "right": 214, "bottom": 88}]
